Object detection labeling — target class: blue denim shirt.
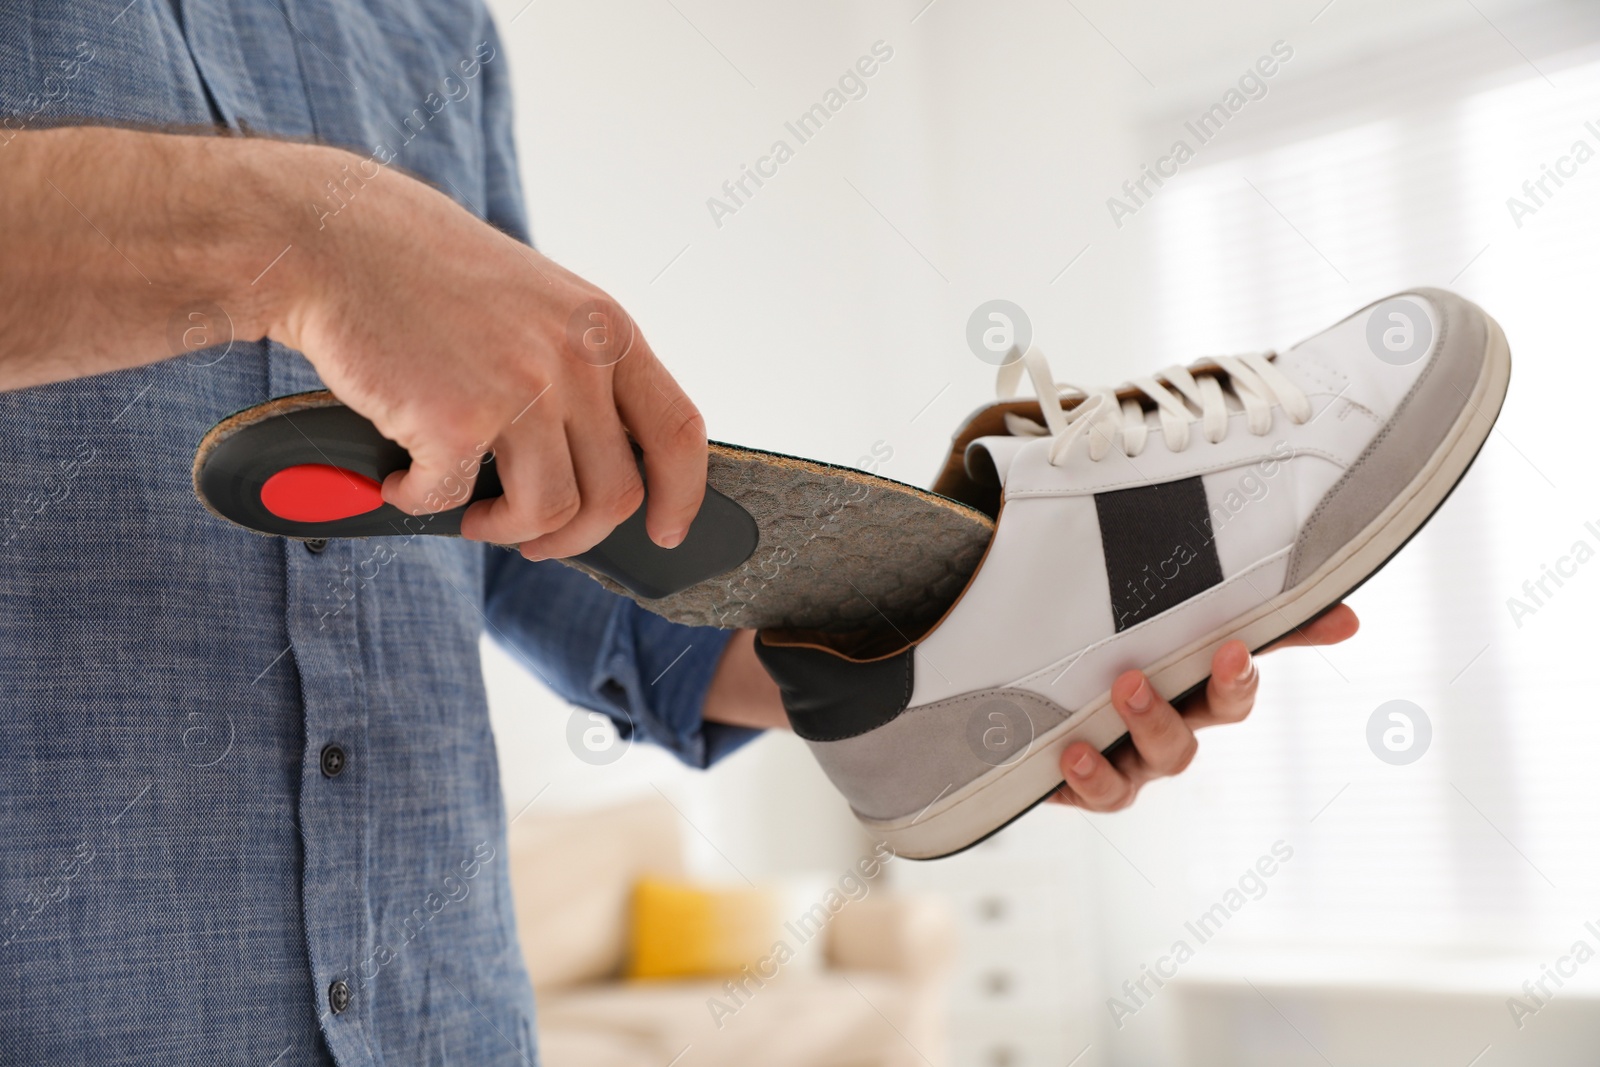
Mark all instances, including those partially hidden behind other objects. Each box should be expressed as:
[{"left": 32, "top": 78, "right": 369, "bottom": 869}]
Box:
[{"left": 0, "top": 3, "right": 752, "bottom": 1063}]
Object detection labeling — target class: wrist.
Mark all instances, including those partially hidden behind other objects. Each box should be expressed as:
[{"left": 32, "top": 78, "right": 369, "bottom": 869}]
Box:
[
  {"left": 702, "top": 631, "right": 789, "bottom": 731},
  {"left": 216, "top": 139, "right": 361, "bottom": 349},
  {"left": 125, "top": 133, "right": 339, "bottom": 350}
]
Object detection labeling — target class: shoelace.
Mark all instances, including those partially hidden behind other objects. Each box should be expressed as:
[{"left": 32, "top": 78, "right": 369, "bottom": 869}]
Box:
[{"left": 996, "top": 345, "right": 1313, "bottom": 464}]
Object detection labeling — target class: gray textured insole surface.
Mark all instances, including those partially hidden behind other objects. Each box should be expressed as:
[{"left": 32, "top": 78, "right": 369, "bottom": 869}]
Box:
[{"left": 563, "top": 443, "right": 995, "bottom": 634}]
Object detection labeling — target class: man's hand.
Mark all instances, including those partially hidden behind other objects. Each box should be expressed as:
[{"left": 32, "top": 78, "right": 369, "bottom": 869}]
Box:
[
  {"left": 1050, "top": 603, "right": 1360, "bottom": 811},
  {"left": 1, "top": 127, "right": 704, "bottom": 557},
  {"left": 277, "top": 165, "right": 706, "bottom": 556}
]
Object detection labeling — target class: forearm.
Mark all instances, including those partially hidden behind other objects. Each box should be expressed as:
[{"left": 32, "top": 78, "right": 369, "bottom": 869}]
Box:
[
  {"left": 0, "top": 126, "right": 337, "bottom": 389},
  {"left": 702, "top": 630, "right": 789, "bottom": 731}
]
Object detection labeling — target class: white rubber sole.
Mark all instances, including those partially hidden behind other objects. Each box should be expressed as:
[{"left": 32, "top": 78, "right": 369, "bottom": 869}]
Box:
[{"left": 866, "top": 312, "right": 1513, "bottom": 860}]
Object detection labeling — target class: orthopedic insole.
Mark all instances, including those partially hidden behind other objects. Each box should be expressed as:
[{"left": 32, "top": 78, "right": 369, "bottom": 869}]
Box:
[{"left": 193, "top": 391, "right": 995, "bottom": 635}]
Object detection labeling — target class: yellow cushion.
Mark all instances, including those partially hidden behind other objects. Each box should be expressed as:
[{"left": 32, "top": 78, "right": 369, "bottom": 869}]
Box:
[{"left": 626, "top": 878, "right": 786, "bottom": 980}]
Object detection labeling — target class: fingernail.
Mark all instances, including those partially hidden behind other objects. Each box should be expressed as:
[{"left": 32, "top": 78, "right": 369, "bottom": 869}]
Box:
[
  {"left": 1071, "top": 752, "right": 1096, "bottom": 776},
  {"left": 658, "top": 528, "right": 685, "bottom": 549},
  {"left": 1237, "top": 657, "right": 1257, "bottom": 685},
  {"left": 1126, "top": 678, "right": 1153, "bottom": 713}
]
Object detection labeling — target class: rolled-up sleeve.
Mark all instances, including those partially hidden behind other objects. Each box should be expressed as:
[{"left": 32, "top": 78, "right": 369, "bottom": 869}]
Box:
[{"left": 482, "top": 546, "right": 761, "bottom": 768}]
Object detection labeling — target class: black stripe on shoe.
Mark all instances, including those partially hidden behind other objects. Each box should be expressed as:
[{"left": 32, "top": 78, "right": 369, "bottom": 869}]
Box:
[{"left": 1095, "top": 476, "right": 1224, "bottom": 632}]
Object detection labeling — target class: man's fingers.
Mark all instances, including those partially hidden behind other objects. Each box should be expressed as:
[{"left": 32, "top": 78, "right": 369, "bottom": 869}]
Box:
[
  {"left": 612, "top": 342, "right": 707, "bottom": 550},
  {"left": 382, "top": 438, "right": 487, "bottom": 518},
  {"left": 458, "top": 414, "right": 579, "bottom": 546},
  {"left": 1055, "top": 743, "right": 1136, "bottom": 812},
  {"left": 517, "top": 419, "right": 644, "bottom": 560},
  {"left": 1181, "top": 606, "right": 1359, "bottom": 725},
  {"left": 1262, "top": 603, "right": 1360, "bottom": 652},
  {"left": 1182, "top": 641, "right": 1259, "bottom": 728},
  {"left": 1049, "top": 606, "right": 1362, "bottom": 811},
  {"left": 1110, "top": 670, "right": 1199, "bottom": 776}
]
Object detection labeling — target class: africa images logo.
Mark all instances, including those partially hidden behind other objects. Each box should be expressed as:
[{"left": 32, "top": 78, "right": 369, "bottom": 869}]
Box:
[
  {"left": 706, "top": 41, "right": 895, "bottom": 228},
  {"left": 1105, "top": 40, "right": 1294, "bottom": 229}
]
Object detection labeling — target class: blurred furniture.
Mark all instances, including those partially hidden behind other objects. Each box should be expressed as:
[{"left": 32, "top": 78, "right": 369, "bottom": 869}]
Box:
[
  {"left": 507, "top": 796, "right": 955, "bottom": 1067},
  {"left": 892, "top": 814, "right": 1093, "bottom": 1067}
]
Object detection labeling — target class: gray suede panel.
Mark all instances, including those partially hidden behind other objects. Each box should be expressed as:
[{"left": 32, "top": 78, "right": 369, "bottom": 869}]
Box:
[
  {"left": 805, "top": 688, "right": 1073, "bottom": 821},
  {"left": 1285, "top": 289, "right": 1489, "bottom": 588}
]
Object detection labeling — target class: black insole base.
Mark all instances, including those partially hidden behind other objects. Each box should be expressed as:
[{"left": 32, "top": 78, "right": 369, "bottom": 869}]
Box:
[{"left": 194, "top": 393, "right": 758, "bottom": 601}]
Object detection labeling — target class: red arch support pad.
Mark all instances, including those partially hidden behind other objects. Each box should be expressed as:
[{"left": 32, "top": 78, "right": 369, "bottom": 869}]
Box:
[{"left": 260, "top": 464, "right": 385, "bottom": 523}]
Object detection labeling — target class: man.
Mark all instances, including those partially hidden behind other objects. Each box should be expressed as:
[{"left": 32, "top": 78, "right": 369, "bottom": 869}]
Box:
[{"left": 0, "top": 2, "right": 1353, "bottom": 1062}]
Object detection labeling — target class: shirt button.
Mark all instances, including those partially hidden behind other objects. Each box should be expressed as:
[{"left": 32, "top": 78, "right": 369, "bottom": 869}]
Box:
[
  {"left": 304, "top": 538, "right": 329, "bottom": 554},
  {"left": 329, "top": 980, "right": 352, "bottom": 1015},
  {"left": 320, "top": 744, "right": 347, "bottom": 778}
]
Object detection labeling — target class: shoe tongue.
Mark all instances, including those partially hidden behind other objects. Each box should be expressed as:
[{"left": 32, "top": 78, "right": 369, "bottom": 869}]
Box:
[{"left": 964, "top": 434, "right": 1033, "bottom": 488}]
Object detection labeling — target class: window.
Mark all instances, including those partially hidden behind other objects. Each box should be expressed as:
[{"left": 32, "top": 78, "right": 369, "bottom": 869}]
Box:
[{"left": 1135, "top": 12, "right": 1600, "bottom": 963}]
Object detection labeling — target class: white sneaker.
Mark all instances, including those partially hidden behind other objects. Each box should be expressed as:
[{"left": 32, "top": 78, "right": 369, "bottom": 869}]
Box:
[{"left": 758, "top": 288, "right": 1511, "bottom": 859}]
